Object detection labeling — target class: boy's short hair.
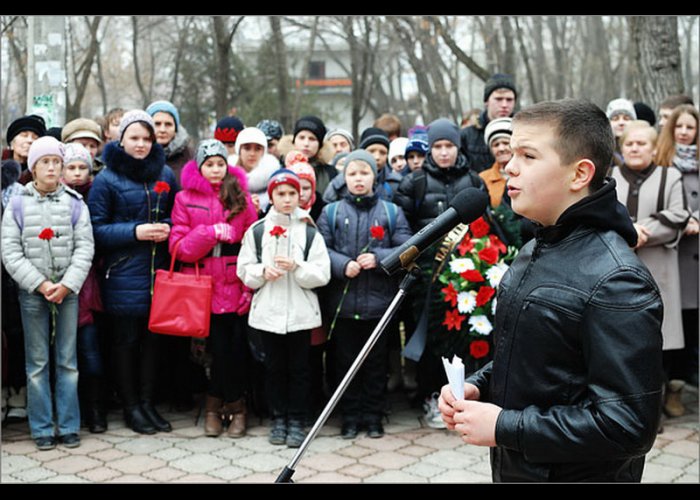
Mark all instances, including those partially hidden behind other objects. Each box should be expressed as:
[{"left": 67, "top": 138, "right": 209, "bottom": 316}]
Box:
[
  {"left": 659, "top": 94, "right": 694, "bottom": 111},
  {"left": 373, "top": 113, "right": 403, "bottom": 138},
  {"left": 513, "top": 99, "right": 614, "bottom": 192}
]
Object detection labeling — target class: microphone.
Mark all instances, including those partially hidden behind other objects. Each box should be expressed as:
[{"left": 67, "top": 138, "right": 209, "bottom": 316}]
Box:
[{"left": 380, "top": 188, "right": 489, "bottom": 275}]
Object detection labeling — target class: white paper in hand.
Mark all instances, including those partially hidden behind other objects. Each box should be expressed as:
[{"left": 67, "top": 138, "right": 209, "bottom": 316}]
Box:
[{"left": 442, "top": 355, "right": 465, "bottom": 401}]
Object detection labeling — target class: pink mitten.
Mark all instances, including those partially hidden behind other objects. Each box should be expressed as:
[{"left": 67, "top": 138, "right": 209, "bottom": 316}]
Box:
[{"left": 213, "top": 223, "right": 236, "bottom": 243}]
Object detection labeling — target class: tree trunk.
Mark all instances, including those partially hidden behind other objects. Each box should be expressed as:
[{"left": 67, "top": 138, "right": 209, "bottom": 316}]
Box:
[
  {"left": 292, "top": 16, "right": 319, "bottom": 125},
  {"left": 94, "top": 19, "right": 109, "bottom": 116},
  {"left": 628, "top": 16, "right": 683, "bottom": 110},
  {"left": 269, "top": 16, "right": 291, "bottom": 131},
  {"left": 131, "top": 17, "right": 150, "bottom": 107},
  {"left": 65, "top": 16, "right": 102, "bottom": 120},
  {"left": 499, "top": 16, "right": 516, "bottom": 76},
  {"left": 547, "top": 17, "right": 566, "bottom": 99},
  {"left": 168, "top": 17, "right": 191, "bottom": 104},
  {"left": 513, "top": 18, "right": 539, "bottom": 104}
]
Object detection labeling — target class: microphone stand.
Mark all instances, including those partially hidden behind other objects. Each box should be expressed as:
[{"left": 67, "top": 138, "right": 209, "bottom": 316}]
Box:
[{"left": 275, "top": 263, "right": 422, "bottom": 483}]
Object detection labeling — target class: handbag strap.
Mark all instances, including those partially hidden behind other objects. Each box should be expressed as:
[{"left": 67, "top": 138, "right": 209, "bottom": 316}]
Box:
[{"left": 169, "top": 239, "right": 201, "bottom": 279}]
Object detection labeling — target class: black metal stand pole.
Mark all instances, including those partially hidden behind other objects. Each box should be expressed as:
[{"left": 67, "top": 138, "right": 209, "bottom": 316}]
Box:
[{"left": 274, "top": 266, "right": 421, "bottom": 483}]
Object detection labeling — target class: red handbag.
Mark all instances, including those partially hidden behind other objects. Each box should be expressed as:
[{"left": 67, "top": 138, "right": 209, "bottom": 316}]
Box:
[{"left": 148, "top": 241, "right": 212, "bottom": 338}]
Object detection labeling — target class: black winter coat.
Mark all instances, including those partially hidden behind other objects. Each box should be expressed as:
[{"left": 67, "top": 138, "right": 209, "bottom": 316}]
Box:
[
  {"left": 466, "top": 179, "right": 663, "bottom": 482},
  {"left": 459, "top": 110, "right": 494, "bottom": 173},
  {"left": 393, "top": 152, "right": 485, "bottom": 233}
]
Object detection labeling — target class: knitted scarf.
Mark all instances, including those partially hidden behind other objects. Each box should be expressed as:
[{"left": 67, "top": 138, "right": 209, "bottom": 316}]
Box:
[{"left": 673, "top": 144, "right": 698, "bottom": 173}]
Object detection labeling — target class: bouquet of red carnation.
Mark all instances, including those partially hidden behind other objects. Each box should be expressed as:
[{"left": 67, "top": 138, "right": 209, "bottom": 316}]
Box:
[
  {"left": 150, "top": 181, "right": 170, "bottom": 295},
  {"left": 430, "top": 216, "right": 518, "bottom": 373}
]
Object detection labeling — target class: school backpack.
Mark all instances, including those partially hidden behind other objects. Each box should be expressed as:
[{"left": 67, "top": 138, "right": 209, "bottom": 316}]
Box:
[
  {"left": 11, "top": 193, "right": 82, "bottom": 232},
  {"left": 251, "top": 219, "right": 318, "bottom": 263},
  {"left": 324, "top": 198, "right": 398, "bottom": 236}
]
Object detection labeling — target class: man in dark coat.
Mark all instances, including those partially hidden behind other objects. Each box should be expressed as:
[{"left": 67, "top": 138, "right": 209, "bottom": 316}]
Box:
[
  {"left": 459, "top": 74, "right": 517, "bottom": 173},
  {"left": 439, "top": 99, "right": 663, "bottom": 482}
]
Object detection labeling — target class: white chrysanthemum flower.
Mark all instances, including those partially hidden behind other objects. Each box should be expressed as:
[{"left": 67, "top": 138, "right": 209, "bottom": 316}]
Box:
[
  {"left": 469, "top": 315, "right": 493, "bottom": 335},
  {"left": 485, "top": 262, "right": 508, "bottom": 287},
  {"left": 457, "top": 291, "right": 477, "bottom": 314},
  {"left": 449, "top": 258, "right": 475, "bottom": 274}
]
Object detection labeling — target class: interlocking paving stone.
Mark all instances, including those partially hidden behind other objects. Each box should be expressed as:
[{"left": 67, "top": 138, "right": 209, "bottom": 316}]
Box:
[
  {"left": 234, "top": 472, "right": 278, "bottom": 483},
  {"left": 335, "top": 445, "right": 376, "bottom": 459},
  {"left": 208, "top": 465, "right": 254, "bottom": 481},
  {"left": 41, "top": 473, "right": 92, "bottom": 483},
  {"left": 77, "top": 466, "right": 124, "bottom": 482},
  {"left": 9, "top": 466, "right": 57, "bottom": 482},
  {"left": 149, "top": 446, "right": 192, "bottom": 462},
  {"left": 235, "top": 435, "right": 286, "bottom": 453},
  {"left": 67, "top": 437, "right": 113, "bottom": 455},
  {"left": 359, "top": 450, "right": 419, "bottom": 470},
  {"left": 211, "top": 444, "right": 254, "bottom": 461},
  {"left": 430, "top": 468, "right": 491, "bottom": 483},
  {"left": 233, "top": 452, "right": 290, "bottom": 473},
  {"left": 412, "top": 430, "right": 465, "bottom": 450},
  {"left": 423, "top": 449, "right": 481, "bottom": 469},
  {"left": 87, "top": 448, "right": 130, "bottom": 462},
  {"left": 178, "top": 437, "right": 232, "bottom": 453},
  {"left": 363, "top": 469, "right": 428, "bottom": 483},
  {"left": 43, "top": 455, "right": 103, "bottom": 475},
  {"left": 108, "top": 455, "right": 166, "bottom": 474},
  {"left": 298, "top": 451, "right": 356, "bottom": 472},
  {"left": 169, "top": 452, "right": 230, "bottom": 474},
  {"left": 337, "top": 462, "right": 381, "bottom": 479},
  {"left": 353, "top": 434, "right": 411, "bottom": 451},
  {"left": 1, "top": 454, "right": 41, "bottom": 475},
  {"left": 397, "top": 444, "right": 437, "bottom": 458},
  {"left": 642, "top": 462, "right": 684, "bottom": 483},
  {"left": 302, "top": 471, "right": 362, "bottom": 483},
  {"left": 142, "top": 466, "right": 188, "bottom": 482},
  {"left": 115, "top": 436, "right": 172, "bottom": 455},
  {"left": 27, "top": 447, "right": 69, "bottom": 462},
  {"left": 650, "top": 451, "right": 696, "bottom": 469},
  {"left": 171, "top": 473, "right": 227, "bottom": 483},
  {"left": 402, "top": 461, "right": 445, "bottom": 478},
  {"left": 109, "top": 474, "right": 156, "bottom": 483},
  {"left": 662, "top": 440, "right": 700, "bottom": 459}
]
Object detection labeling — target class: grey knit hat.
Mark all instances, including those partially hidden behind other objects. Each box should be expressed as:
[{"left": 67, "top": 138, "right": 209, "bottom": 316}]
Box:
[
  {"left": 427, "top": 118, "right": 460, "bottom": 149},
  {"left": 343, "top": 149, "right": 377, "bottom": 178},
  {"left": 196, "top": 139, "right": 229, "bottom": 169},
  {"left": 324, "top": 128, "right": 355, "bottom": 149},
  {"left": 63, "top": 142, "right": 94, "bottom": 173},
  {"left": 118, "top": 110, "right": 155, "bottom": 141}
]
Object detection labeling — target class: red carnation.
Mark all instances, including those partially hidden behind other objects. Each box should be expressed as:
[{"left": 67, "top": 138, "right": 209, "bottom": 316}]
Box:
[
  {"left": 457, "top": 234, "right": 474, "bottom": 256},
  {"left": 154, "top": 181, "right": 171, "bottom": 195},
  {"left": 443, "top": 309, "right": 466, "bottom": 331},
  {"left": 38, "top": 228, "right": 55, "bottom": 240},
  {"left": 441, "top": 282, "right": 459, "bottom": 308},
  {"left": 270, "top": 225, "right": 287, "bottom": 238},
  {"left": 460, "top": 269, "right": 485, "bottom": 283},
  {"left": 489, "top": 234, "right": 507, "bottom": 254},
  {"left": 469, "top": 217, "right": 490, "bottom": 238},
  {"left": 469, "top": 340, "right": 490, "bottom": 359},
  {"left": 475, "top": 286, "right": 496, "bottom": 307},
  {"left": 370, "top": 225, "right": 385, "bottom": 241},
  {"left": 478, "top": 246, "right": 499, "bottom": 265}
]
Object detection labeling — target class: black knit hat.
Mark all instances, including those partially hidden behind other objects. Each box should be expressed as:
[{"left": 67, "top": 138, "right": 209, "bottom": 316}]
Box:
[
  {"left": 483, "top": 73, "right": 518, "bottom": 102},
  {"left": 634, "top": 102, "right": 656, "bottom": 127},
  {"left": 6, "top": 114, "right": 46, "bottom": 146},
  {"left": 293, "top": 115, "right": 327, "bottom": 144},
  {"left": 359, "top": 127, "right": 390, "bottom": 150}
]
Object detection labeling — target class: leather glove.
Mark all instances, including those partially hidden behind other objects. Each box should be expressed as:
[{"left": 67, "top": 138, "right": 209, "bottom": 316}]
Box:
[
  {"left": 236, "top": 289, "right": 253, "bottom": 315},
  {"left": 212, "top": 223, "right": 236, "bottom": 243}
]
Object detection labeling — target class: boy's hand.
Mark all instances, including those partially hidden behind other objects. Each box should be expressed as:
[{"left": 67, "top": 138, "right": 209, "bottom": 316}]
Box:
[
  {"left": 438, "top": 383, "right": 481, "bottom": 430},
  {"left": 345, "top": 260, "right": 361, "bottom": 278},
  {"left": 45, "top": 283, "right": 71, "bottom": 304},
  {"left": 452, "top": 400, "right": 502, "bottom": 447},
  {"left": 251, "top": 194, "right": 261, "bottom": 213},
  {"left": 263, "top": 266, "right": 285, "bottom": 281},
  {"left": 356, "top": 253, "right": 377, "bottom": 270},
  {"left": 274, "top": 255, "right": 297, "bottom": 272}
]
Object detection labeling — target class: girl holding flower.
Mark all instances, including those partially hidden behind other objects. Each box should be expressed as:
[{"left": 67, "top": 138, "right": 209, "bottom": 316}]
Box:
[
  {"left": 88, "top": 110, "right": 178, "bottom": 435},
  {"left": 237, "top": 168, "right": 330, "bottom": 448},
  {"left": 1, "top": 136, "right": 94, "bottom": 450},
  {"left": 316, "top": 150, "right": 412, "bottom": 440}
]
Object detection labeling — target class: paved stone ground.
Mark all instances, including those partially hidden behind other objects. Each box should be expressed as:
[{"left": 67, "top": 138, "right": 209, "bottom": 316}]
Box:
[{"left": 1, "top": 385, "right": 697, "bottom": 483}]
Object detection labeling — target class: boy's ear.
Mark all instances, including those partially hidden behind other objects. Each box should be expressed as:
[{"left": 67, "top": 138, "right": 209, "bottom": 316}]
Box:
[{"left": 570, "top": 159, "right": 596, "bottom": 193}]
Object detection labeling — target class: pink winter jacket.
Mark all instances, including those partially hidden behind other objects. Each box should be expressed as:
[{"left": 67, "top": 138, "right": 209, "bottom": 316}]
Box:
[{"left": 169, "top": 160, "right": 258, "bottom": 315}]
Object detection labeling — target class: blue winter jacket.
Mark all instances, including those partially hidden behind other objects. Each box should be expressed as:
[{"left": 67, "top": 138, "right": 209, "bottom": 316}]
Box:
[
  {"left": 316, "top": 191, "right": 412, "bottom": 320},
  {"left": 88, "top": 141, "right": 179, "bottom": 316}
]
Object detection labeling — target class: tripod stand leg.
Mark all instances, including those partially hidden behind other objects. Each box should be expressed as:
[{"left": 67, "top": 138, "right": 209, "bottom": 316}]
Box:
[{"left": 275, "top": 268, "right": 420, "bottom": 483}]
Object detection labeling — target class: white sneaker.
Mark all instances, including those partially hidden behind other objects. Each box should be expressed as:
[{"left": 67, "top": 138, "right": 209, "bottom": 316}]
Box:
[
  {"left": 7, "top": 386, "right": 27, "bottom": 421},
  {"left": 423, "top": 392, "right": 446, "bottom": 429}
]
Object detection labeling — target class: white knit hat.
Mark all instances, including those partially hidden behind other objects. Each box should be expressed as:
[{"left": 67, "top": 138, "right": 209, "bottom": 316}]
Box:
[
  {"left": 234, "top": 127, "right": 268, "bottom": 156},
  {"left": 484, "top": 117, "right": 513, "bottom": 147},
  {"left": 606, "top": 98, "right": 637, "bottom": 120},
  {"left": 388, "top": 137, "right": 409, "bottom": 163}
]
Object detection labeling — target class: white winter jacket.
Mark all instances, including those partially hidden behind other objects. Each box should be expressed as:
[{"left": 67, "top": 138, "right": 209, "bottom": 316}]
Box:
[
  {"left": 1, "top": 182, "right": 94, "bottom": 294},
  {"left": 237, "top": 206, "right": 330, "bottom": 334}
]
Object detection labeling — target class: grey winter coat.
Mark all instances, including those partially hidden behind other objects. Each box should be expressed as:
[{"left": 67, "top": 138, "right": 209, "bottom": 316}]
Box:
[
  {"left": 612, "top": 164, "right": 690, "bottom": 350},
  {"left": 1, "top": 182, "right": 95, "bottom": 294}
]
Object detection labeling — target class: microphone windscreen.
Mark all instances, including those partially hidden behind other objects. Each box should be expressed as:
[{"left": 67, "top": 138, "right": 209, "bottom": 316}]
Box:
[{"left": 449, "top": 188, "right": 489, "bottom": 223}]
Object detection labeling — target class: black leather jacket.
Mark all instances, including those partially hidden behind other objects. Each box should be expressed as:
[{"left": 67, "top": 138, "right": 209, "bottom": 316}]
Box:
[
  {"left": 459, "top": 110, "right": 494, "bottom": 173},
  {"left": 466, "top": 179, "right": 664, "bottom": 482}
]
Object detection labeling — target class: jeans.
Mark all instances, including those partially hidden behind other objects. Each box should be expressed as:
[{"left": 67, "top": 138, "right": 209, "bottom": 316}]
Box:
[
  {"left": 333, "top": 318, "right": 388, "bottom": 423},
  {"left": 260, "top": 330, "right": 310, "bottom": 421},
  {"left": 18, "top": 289, "right": 80, "bottom": 438},
  {"left": 208, "top": 313, "right": 247, "bottom": 403}
]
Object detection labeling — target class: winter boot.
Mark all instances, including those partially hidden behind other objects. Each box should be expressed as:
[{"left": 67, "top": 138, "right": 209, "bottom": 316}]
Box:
[
  {"left": 269, "top": 417, "right": 287, "bottom": 445},
  {"left": 85, "top": 376, "right": 108, "bottom": 433},
  {"left": 664, "top": 379, "right": 686, "bottom": 417},
  {"left": 203, "top": 395, "right": 224, "bottom": 437},
  {"left": 286, "top": 419, "right": 306, "bottom": 448},
  {"left": 223, "top": 398, "right": 247, "bottom": 438},
  {"left": 123, "top": 404, "right": 156, "bottom": 435},
  {"left": 386, "top": 349, "right": 403, "bottom": 392},
  {"left": 141, "top": 401, "right": 172, "bottom": 432}
]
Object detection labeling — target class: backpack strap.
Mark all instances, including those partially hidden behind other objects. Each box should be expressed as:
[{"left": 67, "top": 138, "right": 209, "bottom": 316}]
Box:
[
  {"left": 412, "top": 169, "right": 427, "bottom": 211},
  {"left": 326, "top": 201, "right": 340, "bottom": 232},
  {"left": 303, "top": 224, "right": 317, "bottom": 261},
  {"left": 381, "top": 199, "right": 397, "bottom": 236},
  {"left": 252, "top": 220, "right": 266, "bottom": 263},
  {"left": 382, "top": 180, "right": 393, "bottom": 200},
  {"left": 11, "top": 194, "right": 24, "bottom": 231},
  {"left": 70, "top": 196, "right": 82, "bottom": 227}
]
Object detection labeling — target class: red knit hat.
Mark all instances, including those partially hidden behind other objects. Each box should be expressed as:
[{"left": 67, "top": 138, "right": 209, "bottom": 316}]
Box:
[{"left": 267, "top": 168, "right": 301, "bottom": 201}]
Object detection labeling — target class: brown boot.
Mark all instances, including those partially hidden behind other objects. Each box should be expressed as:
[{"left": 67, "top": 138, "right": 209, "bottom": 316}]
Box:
[
  {"left": 223, "top": 398, "right": 247, "bottom": 438},
  {"left": 664, "top": 380, "right": 686, "bottom": 417},
  {"left": 204, "top": 395, "right": 224, "bottom": 437}
]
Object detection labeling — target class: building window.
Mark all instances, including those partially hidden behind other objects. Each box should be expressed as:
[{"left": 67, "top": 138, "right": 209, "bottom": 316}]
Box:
[{"left": 309, "top": 61, "right": 325, "bottom": 80}]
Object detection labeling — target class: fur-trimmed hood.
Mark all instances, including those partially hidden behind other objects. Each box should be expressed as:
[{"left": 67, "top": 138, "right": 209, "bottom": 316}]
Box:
[
  {"left": 102, "top": 140, "right": 166, "bottom": 183},
  {"left": 180, "top": 159, "right": 249, "bottom": 195}
]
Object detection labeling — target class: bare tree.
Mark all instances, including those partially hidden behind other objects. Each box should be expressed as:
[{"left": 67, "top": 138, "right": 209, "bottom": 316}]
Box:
[
  {"left": 292, "top": 16, "right": 319, "bottom": 125},
  {"left": 628, "top": 16, "right": 684, "bottom": 110},
  {"left": 430, "top": 16, "right": 490, "bottom": 81},
  {"left": 212, "top": 16, "right": 244, "bottom": 119},
  {"left": 93, "top": 18, "right": 109, "bottom": 116},
  {"left": 65, "top": 16, "right": 102, "bottom": 120},
  {"left": 269, "top": 16, "right": 292, "bottom": 130}
]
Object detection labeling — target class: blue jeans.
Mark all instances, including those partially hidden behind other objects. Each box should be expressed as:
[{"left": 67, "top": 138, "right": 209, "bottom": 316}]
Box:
[
  {"left": 78, "top": 323, "right": 104, "bottom": 377},
  {"left": 18, "top": 289, "right": 80, "bottom": 438}
]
